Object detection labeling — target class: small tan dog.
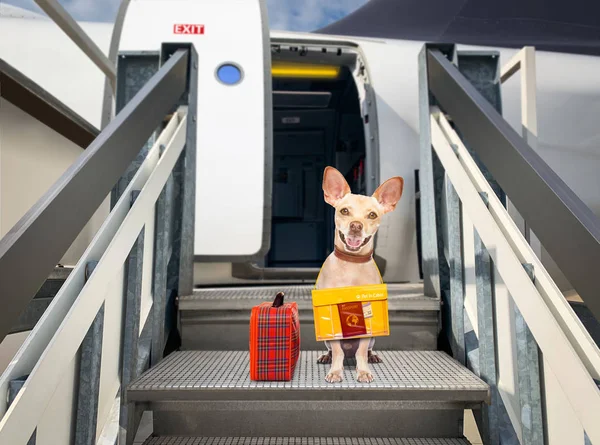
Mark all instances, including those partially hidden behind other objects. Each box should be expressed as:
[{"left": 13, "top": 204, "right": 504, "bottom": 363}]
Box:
[{"left": 316, "top": 166, "right": 403, "bottom": 383}]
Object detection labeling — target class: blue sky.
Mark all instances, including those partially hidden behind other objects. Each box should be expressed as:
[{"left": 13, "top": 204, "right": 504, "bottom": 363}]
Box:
[{"left": 3, "top": 0, "right": 367, "bottom": 31}]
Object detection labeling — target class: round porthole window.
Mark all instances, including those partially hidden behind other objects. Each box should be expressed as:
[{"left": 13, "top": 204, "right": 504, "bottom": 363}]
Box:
[{"left": 216, "top": 63, "right": 243, "bottom": 85}]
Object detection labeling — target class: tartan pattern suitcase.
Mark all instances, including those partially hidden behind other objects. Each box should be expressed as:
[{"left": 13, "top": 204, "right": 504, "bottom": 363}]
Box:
[{"left": 249, "top": 292, "right": 300, "bottom": 381}]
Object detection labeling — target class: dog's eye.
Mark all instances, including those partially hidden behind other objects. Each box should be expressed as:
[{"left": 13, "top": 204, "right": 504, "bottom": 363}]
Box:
[
  {"left": 368, "top": 212, "right": 378, "bottom": 219},
  {"left": 340, "top": 208, "right": 349, "bottom": 215}
]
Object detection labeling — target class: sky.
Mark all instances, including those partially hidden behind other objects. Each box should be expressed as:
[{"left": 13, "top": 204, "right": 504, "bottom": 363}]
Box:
[{"left": 2, "top": 0, "right": 368, "bottom": 31}]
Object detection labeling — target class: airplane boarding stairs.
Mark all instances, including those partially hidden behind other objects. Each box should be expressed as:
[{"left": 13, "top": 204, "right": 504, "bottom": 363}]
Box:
[{"left": 0, "top": 42, "right": 600, "bottom": 445}]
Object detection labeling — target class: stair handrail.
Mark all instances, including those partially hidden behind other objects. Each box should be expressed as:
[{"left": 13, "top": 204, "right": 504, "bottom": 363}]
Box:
[
  {"left": 430, "top": 108, "right": 600, "bottom": 444},
  {"left": 0, "top": 48, "right": 190, "bottom": 344},
  {"left": 0, "top": 107, "right": 189, "bottom": 444},
  {"left": 425, "top": 48, "right": 600, "bottom": 323}
]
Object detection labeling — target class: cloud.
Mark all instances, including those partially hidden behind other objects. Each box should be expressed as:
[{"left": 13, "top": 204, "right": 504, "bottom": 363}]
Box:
[
  {"left": 2, "top": 0, "right": 121, "bottom": 22},
  {"left": 266, "top": 0, "right": 367, "bottom": 32},
  {"left": 2, "top": 0, "right": 367, "bottom": 29}
]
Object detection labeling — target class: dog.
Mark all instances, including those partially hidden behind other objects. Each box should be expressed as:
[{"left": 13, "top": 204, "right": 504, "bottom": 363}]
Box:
[{"left": 315, "top": 166, "right": 403, "bottom": 383}]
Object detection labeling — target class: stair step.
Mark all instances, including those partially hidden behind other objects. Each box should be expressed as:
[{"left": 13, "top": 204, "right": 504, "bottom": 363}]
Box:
[
  {"left": 127, "top": 351, "right": 488, "bottom": 437},
  {"left": 178, "top": 284, "right": 440, "bottom": 351},
  {"left": 180, "top": 284, "right": 438, "bottom": 311},
  {"left": 143, "top": 438, "right": 473, "bottom": 445},
  {"left": 128, "top": 350, "right": 487, "bottom": 401}
]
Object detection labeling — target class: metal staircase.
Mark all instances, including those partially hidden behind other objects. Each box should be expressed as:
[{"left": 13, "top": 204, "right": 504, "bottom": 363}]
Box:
[
  {"left": 1, "top": 3, "right": 600, "bottom": 445},
  {"left": 131, "top": 281, "right": 478, "bottom": 443}
]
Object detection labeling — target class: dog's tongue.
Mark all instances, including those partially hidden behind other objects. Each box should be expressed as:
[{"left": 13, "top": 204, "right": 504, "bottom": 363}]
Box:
[{"left": 346, "top": 237, "right": 362, "bottom": 248}]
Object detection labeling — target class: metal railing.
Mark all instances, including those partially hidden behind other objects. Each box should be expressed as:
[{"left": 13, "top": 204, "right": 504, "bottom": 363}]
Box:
[
  {"left": 425, "top": 47, "right": 600, "bottom": 323},
  {"left": 0, "top": 45, "right": 197, "bottom": 444},
  {"left": 419, "top": 44, "right": 600, "bottom": 444}
]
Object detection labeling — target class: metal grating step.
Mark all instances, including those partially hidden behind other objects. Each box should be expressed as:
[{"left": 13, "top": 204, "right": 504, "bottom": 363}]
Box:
[
  {"left": 127, "top": 350, "right": 489, "bottom": 403},
  {"left": 180, "top": 283, "right": 439, "bottom": 312},
  {"left": 143, "top": 438, "right": 472, "bottom": 445}
]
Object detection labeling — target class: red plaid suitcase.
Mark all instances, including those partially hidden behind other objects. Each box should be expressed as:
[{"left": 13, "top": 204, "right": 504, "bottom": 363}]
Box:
[{"left": 249, "top": 291, "right": 300, "bottom": 381}]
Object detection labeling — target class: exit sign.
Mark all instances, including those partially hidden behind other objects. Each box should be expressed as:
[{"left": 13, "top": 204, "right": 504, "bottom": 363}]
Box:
[{"left": 173, "top": 24, "right": 205, "bottom": 35}]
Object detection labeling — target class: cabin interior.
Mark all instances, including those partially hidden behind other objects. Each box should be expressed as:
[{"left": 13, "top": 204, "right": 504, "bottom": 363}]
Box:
[{"left": 265, "top": 45, "right": 368, "bottom": 268}]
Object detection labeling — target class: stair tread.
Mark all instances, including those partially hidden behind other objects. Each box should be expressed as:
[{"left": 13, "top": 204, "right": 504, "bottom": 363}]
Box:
[
  {"left": 180, "top": 283, "right": 439, "bottom": 311},
  {"left": 143, "top": 438, "right": 473, "bottom": 445},
  {"left": 128, "top": 350, "right": 488, "bottom": 403}
]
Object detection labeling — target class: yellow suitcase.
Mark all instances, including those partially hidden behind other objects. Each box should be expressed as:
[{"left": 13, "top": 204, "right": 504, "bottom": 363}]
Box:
[{"left": 311, "top": 265, "right": 389, "bottom": 341}]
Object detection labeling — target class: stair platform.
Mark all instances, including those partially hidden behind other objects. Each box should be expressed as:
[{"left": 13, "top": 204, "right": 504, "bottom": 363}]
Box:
[
  {"left": 178, "top": 284, "right": 440, "bottom": 351},
  {"left": 143, "top": 438, "right": 473, "bottom": 445},
  {"left": 127, "top": 350, "right": 488, "bottom": 438},
  {"left": 180, "top": 284, "right": 437, "bottom": 311}
]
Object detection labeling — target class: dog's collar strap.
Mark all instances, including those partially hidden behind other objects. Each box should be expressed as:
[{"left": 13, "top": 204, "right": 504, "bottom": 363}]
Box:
[{"left": 333, "top": 245, "right": 374, "bottom": 264}]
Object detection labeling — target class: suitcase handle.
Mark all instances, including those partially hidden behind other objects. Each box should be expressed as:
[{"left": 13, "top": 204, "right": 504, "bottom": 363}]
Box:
[{"left": 272, "top": 291, "right": 285, "bottom": 308}]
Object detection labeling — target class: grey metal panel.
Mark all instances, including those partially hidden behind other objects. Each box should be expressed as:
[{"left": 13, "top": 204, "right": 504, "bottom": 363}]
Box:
[
  {"left": 455, "top": 51, "right": 505, "bottom": 206},
  {"left": 127, "top": 350, "right": 488, "bottom": 403},
  {"left": 427, "top": 48, "right": 600, "bottom": 322},
  {"left": 175, "top": 45, "right": 199, "bottom": 297},
  {"left": 120, "top": 191, "right": 145, "bottom": 445},
  {"left": 143, "top": 438, "right": 472, "bottom": 445},
  {"left": 0, "top": 49, "right": 189, "bottom": 344},
  {"left": 417, "top": 45, "right": 441, "bottom": 299},
  {"left": 75, "top": 261, "right": 103, "bottom": 445},
  {"left": 514, "top": 265, "right": 544, "bottom": 445},
  {"left": 444, "top": 176, "right": 465, "bottom": 365},
  {"left": 112, "top": 52, "right": 160, "bottom": 207},
  {"left": 153, "top": 405, "right": 467, "bottom": 437},
  {"left": 0, "top": 58, "right": 99, "bottom": 148},
  {"left": 473, "top": 228, "right": 499, "bottom": 445},
  {"left": 151, "top": 166, "right": 174, "bottom": 367}
]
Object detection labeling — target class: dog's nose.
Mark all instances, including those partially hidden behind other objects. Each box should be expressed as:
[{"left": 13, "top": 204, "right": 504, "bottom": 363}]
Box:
[{"left": 350, "top": 221, "right": 363, "bottom": 232}]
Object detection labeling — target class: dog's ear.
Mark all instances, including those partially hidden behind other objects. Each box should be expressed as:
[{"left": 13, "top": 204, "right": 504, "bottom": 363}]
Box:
[
  {"left": 322, "top": 166, "right": 351, "bottom": 207},
  {"left": 372, "top": 176, "right": 404, "bottom": 213}
]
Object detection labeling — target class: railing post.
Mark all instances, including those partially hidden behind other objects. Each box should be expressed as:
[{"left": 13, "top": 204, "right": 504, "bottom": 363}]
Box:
[
  {"left": 151, "top": 152, "right": 174, "bottom": 366},
  {"left": 175, "top": 47, "right": 198, "bottom": 297},
  {"left": 119, "top": 190, "right": 145, "bottom": 445},
  {"left": 74, "top": 261, "right": 103, "bottom": 445},
  {"left": 111, "top": 54, "right": 160, "bottom": 207},
  {"left": 443, "top": 168, "right": 466, "bottom": 365},
  {"left": 455, "top": 51, "right": 506, "bottom": 206},
  {"left": 474, "top": 193, "right": 500, "bottom": 445},
  {"left": 150, "top": 44, "right": 198, "bottom": 364},
  {"left": 419, "top": 44, "right": 450, "bottom": 300},
  {"left": 515, "top": 264, "right": 544, "bottom": 445}
]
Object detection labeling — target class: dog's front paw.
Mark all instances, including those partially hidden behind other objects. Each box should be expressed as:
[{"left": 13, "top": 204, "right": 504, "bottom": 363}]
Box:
[
  {"left": 368, "top": 351, "right": 383, "bottom": 364},
  {"left": 325, "top": 369, "right": 343, "bottom": 383},
  {"left": 317, "top": 352, "right": 332, "bottom": 364},
  {"left": 356, "top": 369, "right": 374, "bottom": 383}
]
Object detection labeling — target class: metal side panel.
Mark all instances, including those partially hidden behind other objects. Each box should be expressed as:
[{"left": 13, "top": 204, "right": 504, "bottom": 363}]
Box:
[
  {"left": 127, "top": 350, "right": 488, "bottom": 403},
  {"left": 143, "top": 438, "right": 473, "bottom": 445}
]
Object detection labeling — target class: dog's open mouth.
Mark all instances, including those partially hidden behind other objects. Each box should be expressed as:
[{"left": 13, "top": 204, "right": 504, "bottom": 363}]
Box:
[{"left": 339, "top": 231, "right": 372, "bottom": 252}]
